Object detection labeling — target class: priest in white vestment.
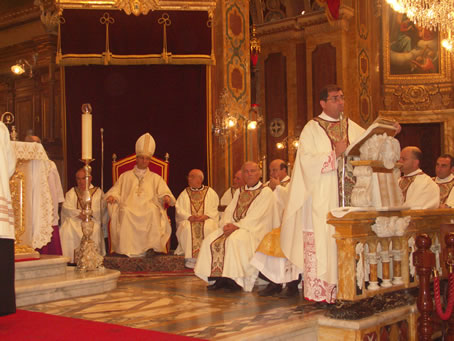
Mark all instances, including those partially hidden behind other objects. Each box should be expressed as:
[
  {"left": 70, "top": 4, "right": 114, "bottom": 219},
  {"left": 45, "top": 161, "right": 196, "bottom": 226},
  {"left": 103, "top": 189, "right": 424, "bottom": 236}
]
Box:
[
  {"left": 194, "top": 161, "right": 275, "bottom": 292},
  {"left": 280, "top": 85, "right": 366, "bottom": 303},
  {"left": 175, "top": 169, "right": 219, "bottom": 269},
  {"left": 251, "top": 159, "right": 300, "bottom": 297},
  {"left": 60, "top": 168, "right": 108, "bottom": 263},
  {"left": 399, "top": 146, "right": 439, "bottom": 209},
  {"left": 433, "top": 154, "right": 454, "bottom": 208},
  {"left": 106, "top": 133, "right": 176, "bottom": 257},
  {"left": 0, "top": 122, "right": 16, "bottom": 316}
]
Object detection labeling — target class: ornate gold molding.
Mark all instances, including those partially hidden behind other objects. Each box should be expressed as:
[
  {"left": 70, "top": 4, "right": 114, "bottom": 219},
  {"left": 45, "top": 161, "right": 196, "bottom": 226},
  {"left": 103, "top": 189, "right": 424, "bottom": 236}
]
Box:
[{"left": 56, "top": 0, "right": 216, "bottom": 11}]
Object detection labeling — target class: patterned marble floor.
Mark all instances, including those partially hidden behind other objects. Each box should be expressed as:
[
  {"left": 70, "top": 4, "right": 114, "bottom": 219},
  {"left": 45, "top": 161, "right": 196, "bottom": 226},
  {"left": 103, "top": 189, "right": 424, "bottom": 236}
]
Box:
[{"left": 23, "top": 273, "right": 325, "bottom": 340}]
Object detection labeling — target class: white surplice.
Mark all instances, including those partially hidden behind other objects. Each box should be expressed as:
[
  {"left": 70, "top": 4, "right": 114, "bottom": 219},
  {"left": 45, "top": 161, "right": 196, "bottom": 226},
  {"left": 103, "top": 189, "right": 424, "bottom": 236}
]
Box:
[
  {"left": 0, "top": 122, "right": 16, "bottom": 240},
  {"left": 106, "top": 167, "right": 176, "bottom": 257},
  {"left": 48, "top": 161, "right": 64, "bottom": 226},
  {"left": 280, "top": 112, "right": 365, "bottom": 303},
  {"left": 194, "top": 182, "right": 275, "bottom": 291},
  {"left": 220, "top": 187, "right": 236, "bottom": 207},
  {"left": 60, "top": 186, "right": 108, "bottom": 262},
  {"left": 400, "top": 169, "right": 439, "bottom": 209},
  {"left": 175, "top": 186, "right": 219, "bottom": 259}
]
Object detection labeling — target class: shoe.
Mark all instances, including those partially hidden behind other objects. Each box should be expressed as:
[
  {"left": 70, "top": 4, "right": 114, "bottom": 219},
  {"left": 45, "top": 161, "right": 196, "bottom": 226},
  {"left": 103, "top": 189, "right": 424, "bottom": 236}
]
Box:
[
  {"left": 224, "top": 279, "right": 242, "bottom": 293},
  {"left": 258, "top": 282, "right": 282, "bottom": 297},
  {"left": 276, "top": 284, "right": 299, "bottom": 298},
  {"left": 207, "top": 278, "right": 227, "bottom": 291},
  {"left": 145, "top": 249, "right": 155, "bottom": 258}
]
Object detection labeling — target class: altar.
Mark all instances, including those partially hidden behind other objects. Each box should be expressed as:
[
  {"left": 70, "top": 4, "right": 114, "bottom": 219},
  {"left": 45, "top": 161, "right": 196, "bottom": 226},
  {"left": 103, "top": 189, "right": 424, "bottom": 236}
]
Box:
[{"left": 10, "top": 141, "right": 61, "bottom": 259}]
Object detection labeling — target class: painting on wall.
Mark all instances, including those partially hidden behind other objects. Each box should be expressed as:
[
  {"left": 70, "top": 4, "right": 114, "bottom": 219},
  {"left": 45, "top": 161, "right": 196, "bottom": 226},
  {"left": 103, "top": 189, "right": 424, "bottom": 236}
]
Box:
[{"left": 382, "top": 4, "right": 450, "bottom": 84}]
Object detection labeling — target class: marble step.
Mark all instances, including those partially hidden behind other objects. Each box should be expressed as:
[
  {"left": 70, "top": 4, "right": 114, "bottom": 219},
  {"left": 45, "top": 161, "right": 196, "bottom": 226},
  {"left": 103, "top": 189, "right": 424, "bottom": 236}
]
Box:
[
  {"left": 15, "top": 255, "right": 69, "bottom": 281},
  {"left": 103, "top": 253, "right": 186, "bottom": 272},
  {"left": 16, "top": 266, "right": 120, "bottom": 307}
]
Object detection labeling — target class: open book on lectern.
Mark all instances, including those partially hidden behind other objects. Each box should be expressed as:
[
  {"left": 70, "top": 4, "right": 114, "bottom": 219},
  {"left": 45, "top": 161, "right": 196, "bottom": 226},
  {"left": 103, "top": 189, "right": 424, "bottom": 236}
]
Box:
[{"left": 345, "top": 117, "right": 398, "bottom": 158}]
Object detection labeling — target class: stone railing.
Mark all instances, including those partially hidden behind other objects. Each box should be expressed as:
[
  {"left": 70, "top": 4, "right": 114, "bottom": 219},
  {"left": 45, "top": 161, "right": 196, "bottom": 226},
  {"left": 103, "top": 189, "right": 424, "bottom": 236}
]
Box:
[{"left": 328, "top": 209, "right": 454, "bottom": 301}]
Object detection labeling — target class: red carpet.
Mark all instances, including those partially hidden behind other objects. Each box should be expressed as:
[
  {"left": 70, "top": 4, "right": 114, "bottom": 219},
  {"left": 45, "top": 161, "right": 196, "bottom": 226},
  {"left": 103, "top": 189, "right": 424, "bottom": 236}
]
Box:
[{"left": 0, "top": 310, "right": 202, "bottom": 340}]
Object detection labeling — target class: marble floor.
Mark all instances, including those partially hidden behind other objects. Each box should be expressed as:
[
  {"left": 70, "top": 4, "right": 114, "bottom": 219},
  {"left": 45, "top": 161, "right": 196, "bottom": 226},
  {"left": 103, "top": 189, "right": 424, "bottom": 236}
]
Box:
[{"left": 23, "top": 272, "right": 325, "bottom": 340}]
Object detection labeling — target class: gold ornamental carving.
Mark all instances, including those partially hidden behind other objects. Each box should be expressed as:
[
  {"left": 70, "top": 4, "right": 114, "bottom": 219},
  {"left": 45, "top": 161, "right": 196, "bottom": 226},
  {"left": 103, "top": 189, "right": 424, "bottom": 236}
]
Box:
[
  {"left": 383, "top": 85, "right": 454, "bottom": 111},
  {"left": 114, "top": 0, "right": 160, "bottom": 16}
]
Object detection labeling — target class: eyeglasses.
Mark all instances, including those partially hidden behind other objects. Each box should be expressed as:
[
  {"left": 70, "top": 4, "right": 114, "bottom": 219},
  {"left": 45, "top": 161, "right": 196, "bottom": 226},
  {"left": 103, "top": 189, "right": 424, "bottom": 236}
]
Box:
[{"left": 325, "top": 95, "right": 345, "bottom": 103}]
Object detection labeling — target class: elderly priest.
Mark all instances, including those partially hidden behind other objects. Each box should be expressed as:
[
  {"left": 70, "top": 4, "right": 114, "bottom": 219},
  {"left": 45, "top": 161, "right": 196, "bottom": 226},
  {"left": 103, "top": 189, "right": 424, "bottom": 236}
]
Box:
[
  {"left": 106, "top": 133, "right": 176, "bottom": 257},
  {"left": 60, "top": 168, "right": 108, "bottom": 263},
  {"left": 194, "top": 161, "right": 275, "bottom": 292},
  {"left": 175, "top": 169, "right": 219, "bottom": 269}
]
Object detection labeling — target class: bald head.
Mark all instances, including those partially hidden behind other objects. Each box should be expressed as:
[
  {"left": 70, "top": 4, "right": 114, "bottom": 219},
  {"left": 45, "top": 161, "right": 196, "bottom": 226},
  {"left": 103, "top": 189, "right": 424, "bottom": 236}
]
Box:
[
  {"left": 242, "top": 161, "right": 261, "bottom": 187},
  {"left": 187, "top": 169, "right": 204, "bottom": 188},
  {"left": 399, "top": 146, "right": 422, "bottom": 175},
  {"left": 269, "top": 159, "right": 287, "bottom": 181},
  {"left": 25, "top": 135, "right": 41, "bottom": 143},
  {"left": 75, "top": 168, "right": 91, "bottom": 191}
]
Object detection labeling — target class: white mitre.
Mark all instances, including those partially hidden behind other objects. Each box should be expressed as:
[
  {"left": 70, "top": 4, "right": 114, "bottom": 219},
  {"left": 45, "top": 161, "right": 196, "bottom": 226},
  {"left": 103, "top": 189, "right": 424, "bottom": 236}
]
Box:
[{"left": 135, "top": 133, "right": 156, "bottom": 158}]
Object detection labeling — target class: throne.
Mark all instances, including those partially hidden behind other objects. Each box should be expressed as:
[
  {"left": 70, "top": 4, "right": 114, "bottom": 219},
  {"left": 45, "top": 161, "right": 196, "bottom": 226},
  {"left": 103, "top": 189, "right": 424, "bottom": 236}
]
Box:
[
  {"left": 112, "top": 152, "right": 169, "bottom": 184},
  {"left": 108, "top": 152, "right": 170, "bottom": 254}
]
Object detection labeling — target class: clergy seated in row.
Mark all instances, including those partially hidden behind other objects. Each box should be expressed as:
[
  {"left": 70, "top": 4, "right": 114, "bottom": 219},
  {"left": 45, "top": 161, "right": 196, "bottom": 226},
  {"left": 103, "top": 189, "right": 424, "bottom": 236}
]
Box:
[
  {"left": 398, "top": 146, "right": 439, "bottom": 209},
  {"left": 25, "top": 134, "right": 65, "bottom": 255},
  {"left": 175, "top": 169, "right": 219, "bottom": 269},
  {"left": 60, "top": 168, "right": 108, "bottom": 263},
  {"left": 219, "top": 169, "right": 244, "bottom": 209},
  {"left": 251, "top": 159, "right": 301, "bottom": 298},
  {"left": 433, "top": 154, "right": 454, "bottom": 208},
  {"left": 194, "top": 161, "right": 275, "bottom": 292},
  {"left": 106, "top": 133, "right": 176, "bottom": 257}
]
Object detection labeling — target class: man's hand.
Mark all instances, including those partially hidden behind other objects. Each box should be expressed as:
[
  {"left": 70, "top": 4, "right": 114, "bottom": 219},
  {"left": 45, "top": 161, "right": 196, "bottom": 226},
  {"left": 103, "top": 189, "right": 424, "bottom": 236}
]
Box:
[
  {"left": 189, "top": 215, "right": 210, "bottom": 223},
  {"left": 393, "top": 122, "right": 402, "bottom": 136},
  {"left": 106, "top": 196, "right": 117, "bottom": 204},
  {"left": 163, "top": 195, "right": 172, "bottom": 206},
  {"left": 188, "top": 215, "right": 198, "bottom": 222},
  {"left": 268, "top": 177, "right": 280, "bottom": 190},
  {"left": 334, "top": 139, "right": 348, "bottom": 158},
  {"left": 223, "top": 223, "right": 239, "bottom": 237}
]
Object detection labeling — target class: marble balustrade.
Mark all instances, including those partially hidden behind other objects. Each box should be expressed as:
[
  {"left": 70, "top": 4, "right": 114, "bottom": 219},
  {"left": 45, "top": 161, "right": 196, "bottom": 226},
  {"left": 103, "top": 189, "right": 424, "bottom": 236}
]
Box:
[{"left": 328, "top": 209, "right": 454, "bottom": 301}]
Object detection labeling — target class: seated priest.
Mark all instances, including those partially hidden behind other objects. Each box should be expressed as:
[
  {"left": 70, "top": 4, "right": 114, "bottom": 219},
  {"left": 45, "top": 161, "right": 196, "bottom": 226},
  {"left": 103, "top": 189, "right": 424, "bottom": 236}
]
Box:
[
  {"left": 219, "top": 169, "right": 244, "bottom": 208},
  {"left": 194, "top": 161, "right": 275, "bottom": 292},
  {"left": 106, "top": 133, "right": 176, "bottom": 257},
  {"left": 60, "top": 168, "right": 108, "bottom": 263},
  {"left": 251, "top": 158, "right": 301, "bottom": 298},
  {"left": 175, "top": 169, "right": 219, "bottom": 269},
  {"left": 399, "top": 146, "right": 439, "bottom": 209}
]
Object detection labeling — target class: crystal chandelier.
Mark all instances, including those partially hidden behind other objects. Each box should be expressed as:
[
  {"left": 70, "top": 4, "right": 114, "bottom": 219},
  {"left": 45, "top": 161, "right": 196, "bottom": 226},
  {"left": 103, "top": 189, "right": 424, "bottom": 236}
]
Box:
[{"left": 385, "top": 0, "right": 454, "bottom": 51}]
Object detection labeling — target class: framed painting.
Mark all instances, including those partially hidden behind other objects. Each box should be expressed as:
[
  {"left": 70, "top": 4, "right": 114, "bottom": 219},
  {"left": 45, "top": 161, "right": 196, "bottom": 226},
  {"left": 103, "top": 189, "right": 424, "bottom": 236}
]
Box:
[{"left": 382, "top": 3, "right": 451, "bottom": 84}]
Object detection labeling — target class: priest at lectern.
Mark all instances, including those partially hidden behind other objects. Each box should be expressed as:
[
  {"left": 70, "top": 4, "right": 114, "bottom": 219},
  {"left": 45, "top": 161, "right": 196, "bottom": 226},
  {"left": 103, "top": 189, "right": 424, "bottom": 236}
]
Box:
[
  {"left": 106, "top": 133, "right": 176, "bottom": 257},
  {"left": 280, "top": 84, "right": 402, "bottom": 304},
  {"left": 0, "top": 122, "right": 17, "bottom": 316}
]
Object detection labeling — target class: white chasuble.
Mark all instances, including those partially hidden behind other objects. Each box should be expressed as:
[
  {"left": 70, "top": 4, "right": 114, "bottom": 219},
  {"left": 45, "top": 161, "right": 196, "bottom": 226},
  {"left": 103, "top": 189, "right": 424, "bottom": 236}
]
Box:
[
  {"left": 280, "top": 112, "right": 364, "bottom": 303},
  {"left": 60, "top": 186, "right": 108, "bottom": 262},
  {"left": 194, "top": 183, "right": 275, "bottom": 292},
  {"left": 399, "top": 169, "right": 439, "bottom": 209},
  {"left": 0, "top": 122, "right": 16, "bottom": 240},
  {"left": 106, "top": 167, "right": 176, "bottom": 257},
  {"left": 175, "top": 186, "right": 219, "bottom": 258},
  {"left": 434, "top": 174, "right": 454, "bottom": 207}
]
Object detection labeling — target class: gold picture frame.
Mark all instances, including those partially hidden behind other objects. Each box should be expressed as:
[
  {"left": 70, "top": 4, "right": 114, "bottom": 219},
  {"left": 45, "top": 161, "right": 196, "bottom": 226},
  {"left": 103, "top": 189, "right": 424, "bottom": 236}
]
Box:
[{"left": 382, "top": 3, "right": 451, "bottom": 84}]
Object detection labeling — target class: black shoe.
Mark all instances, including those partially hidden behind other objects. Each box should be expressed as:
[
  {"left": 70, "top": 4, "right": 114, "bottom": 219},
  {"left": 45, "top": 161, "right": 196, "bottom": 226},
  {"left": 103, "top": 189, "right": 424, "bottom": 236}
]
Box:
[
  {"left": 276, "top": 284, "right": 299, "bottom": 298},
  {"left": 224, "top": 279, "right": 242, "bottom": 293},
  {"left": 207, "top": 278, "right": 227, "bottom": 291},
  {"left": 258, "top": 282, "right": 282, "bottom": 296}
]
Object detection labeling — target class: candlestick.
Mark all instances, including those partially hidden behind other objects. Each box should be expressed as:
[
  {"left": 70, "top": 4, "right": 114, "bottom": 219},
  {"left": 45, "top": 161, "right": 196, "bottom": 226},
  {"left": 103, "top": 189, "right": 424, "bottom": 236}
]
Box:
[{"left": 81, "top": 103, "right": 92, "bottom": 160}]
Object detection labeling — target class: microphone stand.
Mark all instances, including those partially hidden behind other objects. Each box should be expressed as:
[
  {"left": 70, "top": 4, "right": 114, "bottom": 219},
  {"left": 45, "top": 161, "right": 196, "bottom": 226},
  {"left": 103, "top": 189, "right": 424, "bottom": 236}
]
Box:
[{"left": 339, "top": 112, "right": 346, "bottom": 207}]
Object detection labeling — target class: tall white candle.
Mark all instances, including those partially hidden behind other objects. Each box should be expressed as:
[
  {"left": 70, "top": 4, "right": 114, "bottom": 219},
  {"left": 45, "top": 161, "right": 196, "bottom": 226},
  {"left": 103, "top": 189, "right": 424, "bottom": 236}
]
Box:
[{"left": 81, "top": 110, "right": 92, "bottom": 160}]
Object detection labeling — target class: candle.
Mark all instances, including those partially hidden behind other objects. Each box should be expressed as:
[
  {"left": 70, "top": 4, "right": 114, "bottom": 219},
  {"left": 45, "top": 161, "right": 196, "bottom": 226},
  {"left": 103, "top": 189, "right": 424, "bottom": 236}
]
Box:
[{"left": 81, "top": 103, "right": 92, "bottom": 160}]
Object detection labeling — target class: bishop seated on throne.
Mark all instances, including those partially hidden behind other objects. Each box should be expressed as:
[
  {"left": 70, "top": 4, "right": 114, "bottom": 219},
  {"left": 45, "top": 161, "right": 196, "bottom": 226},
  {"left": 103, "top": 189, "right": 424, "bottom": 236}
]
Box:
[{"left": 106, "top": 133, "right": 175, "bottom": 258}]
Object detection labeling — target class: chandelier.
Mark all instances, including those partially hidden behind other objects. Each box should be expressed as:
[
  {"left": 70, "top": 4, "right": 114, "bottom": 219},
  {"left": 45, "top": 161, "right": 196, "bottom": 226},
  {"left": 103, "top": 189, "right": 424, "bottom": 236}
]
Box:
[
  {"left": 385, "top": 0, "right": 454, "bottom": 51},
  {"left": 212, "top": 90, "right": 263, "bottom": 147}
]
